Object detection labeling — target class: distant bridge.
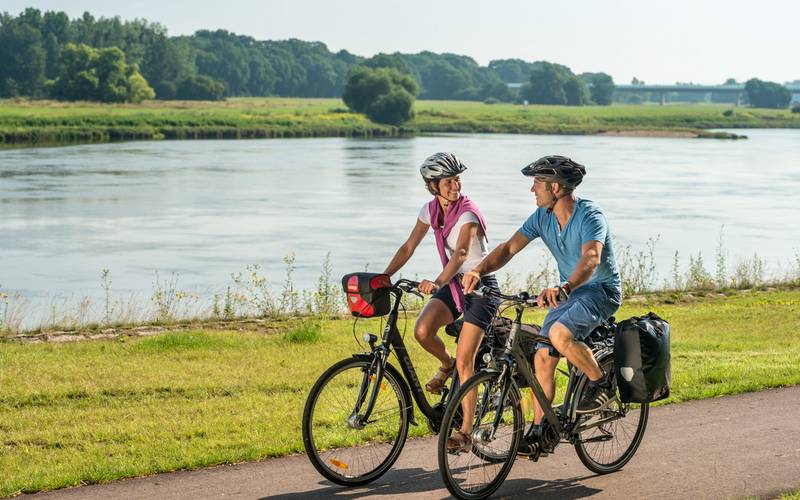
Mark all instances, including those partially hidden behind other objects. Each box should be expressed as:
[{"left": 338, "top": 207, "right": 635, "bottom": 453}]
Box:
[
  {"left": 506, "top": 82, "right": 800, "bottom": 105},
  {"left": 614, "top": 83, "right": 800, "bottom": 105}
]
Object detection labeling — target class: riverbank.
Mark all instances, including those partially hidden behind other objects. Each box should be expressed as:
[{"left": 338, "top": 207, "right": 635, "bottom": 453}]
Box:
[
  {"left": 2, "top": 98, "right": 798, "bottom": 147},
  {"left": 1, "top": 287, "right": 799, "bottom": 496}
]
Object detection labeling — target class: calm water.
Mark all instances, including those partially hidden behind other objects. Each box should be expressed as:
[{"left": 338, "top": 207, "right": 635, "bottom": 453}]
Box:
[{"left": 1, "top": 130, "right": 799, "bottom": 322}]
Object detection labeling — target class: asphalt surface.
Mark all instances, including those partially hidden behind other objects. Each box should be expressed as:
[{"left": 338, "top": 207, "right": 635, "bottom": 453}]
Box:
[{"left": 30, "top": 386, "right": 800, "bottom": 499}]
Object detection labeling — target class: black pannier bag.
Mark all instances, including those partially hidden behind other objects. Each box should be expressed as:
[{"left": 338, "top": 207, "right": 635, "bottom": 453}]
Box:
[
  {"left": 614, "top": 312, "right": 671, "bottom": 403},
  {"left": 342, "top": 273, "right": 392, "bottom": 318}
]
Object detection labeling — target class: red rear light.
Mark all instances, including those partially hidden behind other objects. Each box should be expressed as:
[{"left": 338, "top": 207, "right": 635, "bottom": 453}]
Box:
[{"left": 347, "top": 275, "right": 359, "bottom": 292}]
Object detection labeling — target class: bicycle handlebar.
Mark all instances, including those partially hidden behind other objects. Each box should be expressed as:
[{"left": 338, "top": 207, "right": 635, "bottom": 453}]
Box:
[{"left": 471, "top": 285, "right": 537, "bottom": 305}]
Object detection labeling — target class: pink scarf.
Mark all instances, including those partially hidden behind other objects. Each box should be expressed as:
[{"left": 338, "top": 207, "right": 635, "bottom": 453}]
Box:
[{"left": 428, "top": 195, "right": 488, "bottom": 313}]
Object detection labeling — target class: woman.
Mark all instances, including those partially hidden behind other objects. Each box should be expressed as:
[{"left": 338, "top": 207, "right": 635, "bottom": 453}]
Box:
[{"left": 383, "top": 152, "right": 500, "bottom": 451}]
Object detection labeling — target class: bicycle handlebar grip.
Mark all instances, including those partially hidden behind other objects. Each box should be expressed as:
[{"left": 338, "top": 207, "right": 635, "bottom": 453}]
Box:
[{"left": 470, "top": 285, "right": 488, "bottom": 297}]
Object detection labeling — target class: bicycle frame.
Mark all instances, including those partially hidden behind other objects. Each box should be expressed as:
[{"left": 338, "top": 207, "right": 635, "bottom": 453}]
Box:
[
  {"left": 349, "top": 284, "right": 445, "bottom": 429},
  {"left": 490, "top": 301, "right": 616, "bottom": 441}
]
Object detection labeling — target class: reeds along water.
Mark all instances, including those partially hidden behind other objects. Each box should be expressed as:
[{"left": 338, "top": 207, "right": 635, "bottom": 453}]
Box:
[{"left": 2, "top": 243, "right": 798, "bottom": 335}]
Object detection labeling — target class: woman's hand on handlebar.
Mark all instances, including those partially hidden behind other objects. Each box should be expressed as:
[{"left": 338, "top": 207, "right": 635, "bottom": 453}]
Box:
[
  {"left": 418, "top": 279, "right": 440, "bottom": 295},
  {"left": 461, "top": 270, "right": 482, "bottom": 295}
]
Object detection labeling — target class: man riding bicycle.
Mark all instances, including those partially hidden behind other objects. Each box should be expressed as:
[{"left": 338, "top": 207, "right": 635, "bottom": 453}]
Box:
[{"left": 462, "top": 155, "right": 622, "bottom": 454}]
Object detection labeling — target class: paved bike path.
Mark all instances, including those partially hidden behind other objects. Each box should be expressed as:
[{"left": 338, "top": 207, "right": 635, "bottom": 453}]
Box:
[{"left": 31, "top": 386, "right": 800, "bottom": 499}]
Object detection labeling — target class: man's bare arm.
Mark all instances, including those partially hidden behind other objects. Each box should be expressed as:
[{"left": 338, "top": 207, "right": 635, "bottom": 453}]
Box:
[{"left": 463, "top": 231, "right": 530, "bottom": 293}]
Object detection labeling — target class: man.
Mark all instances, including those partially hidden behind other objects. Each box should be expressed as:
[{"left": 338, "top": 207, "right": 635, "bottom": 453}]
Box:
[{"left": 462, "top": 155, "right": 622, "bottom": 452}]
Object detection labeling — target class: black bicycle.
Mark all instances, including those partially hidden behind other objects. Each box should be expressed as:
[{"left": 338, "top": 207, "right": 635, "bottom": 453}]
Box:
[
  {"left": 303, "top": 278, "right": 490, "bottom": 486},
  {"left": 437, "top": 286, "right": 649, "bottom": 499}
]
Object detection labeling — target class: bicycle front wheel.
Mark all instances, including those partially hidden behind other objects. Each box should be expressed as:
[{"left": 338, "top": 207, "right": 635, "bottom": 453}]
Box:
[
  {"left": 302, "top": 357, "right": 410, "bottom": 486},
  {"left": 573, "top": 354, "right": 649, "bottom": 474},
  {"left": 438, "top": 371, "right": 524, "bottom": 500}
]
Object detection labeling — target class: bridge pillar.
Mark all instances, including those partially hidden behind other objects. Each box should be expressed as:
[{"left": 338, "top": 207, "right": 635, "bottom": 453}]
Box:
[{"left": 660, "top": 92, "right": 666, "bottom": 105}]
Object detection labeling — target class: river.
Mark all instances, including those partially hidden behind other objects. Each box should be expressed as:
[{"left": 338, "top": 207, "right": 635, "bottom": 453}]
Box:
[{"left": 1, "top": 129, "right": 798, "bottom": 328}]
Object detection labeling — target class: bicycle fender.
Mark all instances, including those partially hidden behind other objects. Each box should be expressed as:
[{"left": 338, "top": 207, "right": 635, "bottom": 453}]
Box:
[{"left": 350, "top": 354, "right": 417, "bottom": 426}]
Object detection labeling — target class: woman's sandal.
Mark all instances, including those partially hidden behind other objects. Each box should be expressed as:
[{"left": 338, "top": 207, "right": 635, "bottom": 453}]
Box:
[
  {"left": 446, "top": 430, "right": 473, "bottom": 452},
  {"left": 425, "top": 357, "right": 456, "bottom": 394}
]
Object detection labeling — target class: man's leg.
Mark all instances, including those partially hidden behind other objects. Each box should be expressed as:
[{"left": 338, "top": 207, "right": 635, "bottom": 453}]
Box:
[
  {"left": 548, "top": 321, "right": 613, "bottom": 412},
  {"left": 548, "top": 322, "right": 603, "bottom": 380}
]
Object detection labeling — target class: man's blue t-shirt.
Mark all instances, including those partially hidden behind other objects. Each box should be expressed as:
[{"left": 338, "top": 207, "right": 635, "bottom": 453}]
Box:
[{"left": 518, "top": 198, "right": 621, "bottom": 294}]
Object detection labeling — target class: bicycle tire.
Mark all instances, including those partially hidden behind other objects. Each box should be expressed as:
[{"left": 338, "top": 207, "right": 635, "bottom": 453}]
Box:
[
  {"left": 573, "top": 353, "right": 649, "bottom": 474},
  {"left": 302, "top": 357, "right": 410, "bottom": 486},
  {"left": 438, "top": 370, "right": 524, "bottom": 500}
]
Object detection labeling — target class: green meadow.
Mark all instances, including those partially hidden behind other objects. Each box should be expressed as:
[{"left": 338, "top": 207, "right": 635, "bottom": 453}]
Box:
[
  {"left": 2, "top": 98, "right": 799, "bottom": 146},
  {"left": 1, "top": 287, "right": 799, "bottom": 496}
]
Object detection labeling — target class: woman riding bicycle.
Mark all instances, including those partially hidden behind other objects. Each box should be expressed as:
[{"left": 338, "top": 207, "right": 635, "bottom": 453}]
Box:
[{"left": 383, "top": 152, "right": 500, "bottom": 451}]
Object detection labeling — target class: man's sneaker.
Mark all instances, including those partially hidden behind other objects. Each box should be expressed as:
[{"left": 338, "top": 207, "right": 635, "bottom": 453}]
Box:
[
  {"left": 576, "top": 376, "right": 614, "bottom": 413},
  {"left": 517, "top": 425, "right": 548, "bottom": 458}
]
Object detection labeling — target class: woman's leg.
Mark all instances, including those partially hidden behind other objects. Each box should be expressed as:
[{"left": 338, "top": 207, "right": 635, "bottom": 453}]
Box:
[
  {"left": 414, "top": 298, "right": 456, "bottom": 369},
  {"left": 455, "top": 322, "right": 485, "bottom": 434}
]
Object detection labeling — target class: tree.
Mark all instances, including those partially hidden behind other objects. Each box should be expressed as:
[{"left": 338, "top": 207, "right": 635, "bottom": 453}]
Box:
[
  {"left": 141, "top": 34, "right": 195, "bottom": 99},
  {"left": 363, "top": 52, "right": 413, "bottom": 75},
  {"left": 343, "top": 67, "right": 418, "bottom": 125},
  {"left": 564, "top": 76, "right": 590, "bottom": 106},
  {"left": 744, "top": 78, "right": 791, "bottom": 109},
  {"left": 488, "top": 58, "right": 529, "bottom": 83},
  {"left": 51, "top": 43, "right": 155, "bottom": 102},
  {"left": 176, "top": 74, "right": 226, "bottom": 100},
  {"left": 0, "top": 18, "right": 46, "bottom": 97},
  {"left": 522, "top": 61, "right": 570, "bottom": 104},
  {"left": 580, "top": 72, "right": 615, "bottom": 105},
  {"left": 419, "top": 60, "right": 466, "bottom": 99}
]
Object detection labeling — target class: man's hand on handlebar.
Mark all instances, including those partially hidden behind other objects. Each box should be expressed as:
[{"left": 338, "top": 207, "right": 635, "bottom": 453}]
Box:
[
  {"left": 461, "top": 270, "right": 482, "bottom": 295},
  {"left": 536, "top": 286, "right": 563, "bottom": 309},
  {"left": 418, "top": 279, "right": 440, "bottom": 295}
]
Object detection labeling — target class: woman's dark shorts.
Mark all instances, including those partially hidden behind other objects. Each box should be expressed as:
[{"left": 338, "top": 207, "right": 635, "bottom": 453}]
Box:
[{"left": 432, "top": 275, "right": 501, "bottom": 332}]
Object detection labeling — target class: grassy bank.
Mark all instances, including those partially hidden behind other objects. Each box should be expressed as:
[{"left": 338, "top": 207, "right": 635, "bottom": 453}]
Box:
[
  {"left": 2, "top": 98, "right": 799, "bottom": 147},
  {"left": 1, "top": 288, "right": 799, "bottom": 496}
]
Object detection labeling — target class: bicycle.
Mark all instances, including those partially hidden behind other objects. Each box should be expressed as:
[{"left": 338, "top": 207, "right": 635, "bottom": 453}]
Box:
[
  {"left": 437, "top": 286, "right": 649, "bottom": 499},
  {"left": 302, "top": 278, "right": 491, "bottom": 486}
]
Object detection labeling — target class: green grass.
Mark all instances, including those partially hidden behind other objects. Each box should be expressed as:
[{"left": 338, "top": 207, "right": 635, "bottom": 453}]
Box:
[
  {"left": 2, "top": 97, "right": 799, "bottom": 147},
  {"left": 1, "top": 288, "right": 799, "bottom": 496}
]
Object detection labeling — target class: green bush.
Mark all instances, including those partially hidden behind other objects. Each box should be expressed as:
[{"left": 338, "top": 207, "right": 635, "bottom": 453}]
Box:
[
  {"left": 792, "top": 104, "right": 800, "bottom": 114},
  {"left": 723, "top": 109, "right": 734, "bottom": 117},
  {"left": 342, "top": 67, "right": 418, "bottom": 125}
]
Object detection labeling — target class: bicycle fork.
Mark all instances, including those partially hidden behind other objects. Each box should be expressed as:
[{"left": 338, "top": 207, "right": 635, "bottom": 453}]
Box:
[{"left": 348, "top": 348, "right": 388, "bottom": 429}]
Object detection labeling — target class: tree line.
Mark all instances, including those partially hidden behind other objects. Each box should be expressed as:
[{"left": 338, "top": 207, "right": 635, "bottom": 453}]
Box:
[{"left": 0, "top": 8, "right": 615, "bottom": 104}]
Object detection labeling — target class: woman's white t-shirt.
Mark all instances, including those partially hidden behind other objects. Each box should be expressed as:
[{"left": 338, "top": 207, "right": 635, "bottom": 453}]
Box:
[{"left": 418, "top": 203, "right": 492, "bottom": 275}]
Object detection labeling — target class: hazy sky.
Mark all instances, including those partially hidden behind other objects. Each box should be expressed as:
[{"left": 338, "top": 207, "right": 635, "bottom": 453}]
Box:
[{"left": 4, "top": 0, "right": 797, "bottom": 84}]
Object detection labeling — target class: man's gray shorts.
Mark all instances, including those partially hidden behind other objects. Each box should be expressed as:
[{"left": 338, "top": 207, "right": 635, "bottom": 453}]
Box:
[{"left": 537, "top": 282, "right": 621, "bottom": 357}]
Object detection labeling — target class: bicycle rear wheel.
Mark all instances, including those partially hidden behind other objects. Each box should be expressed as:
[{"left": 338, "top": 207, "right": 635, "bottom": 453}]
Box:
[
  {"left": 438, "top": 371, "right": 523, "bottom": 500},
  {"left": 573, "top": 354, "right": 649, "bottom": 474},
  {"left": 302, "top": 357, "right": 410, "bottom": 485}
]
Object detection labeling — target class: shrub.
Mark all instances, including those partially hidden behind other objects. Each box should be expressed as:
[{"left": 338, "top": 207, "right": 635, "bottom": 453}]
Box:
[
  {"left": 723, "top": 109, "right": 734, "bottom": 117},
  {"left": 342, "top": 67, "right": 418, "bottom": 125},
  {"left": 792, "top": 104, "right": 800, "bottom": 114},
  {"left": 176, "top": 75, "right": 226, "bottom": 101}
]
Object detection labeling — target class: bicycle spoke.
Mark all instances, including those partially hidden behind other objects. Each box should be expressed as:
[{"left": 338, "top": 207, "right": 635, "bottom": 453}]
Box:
[{"left": 304, "top": 359, "right": 410, "bottom": 485}]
